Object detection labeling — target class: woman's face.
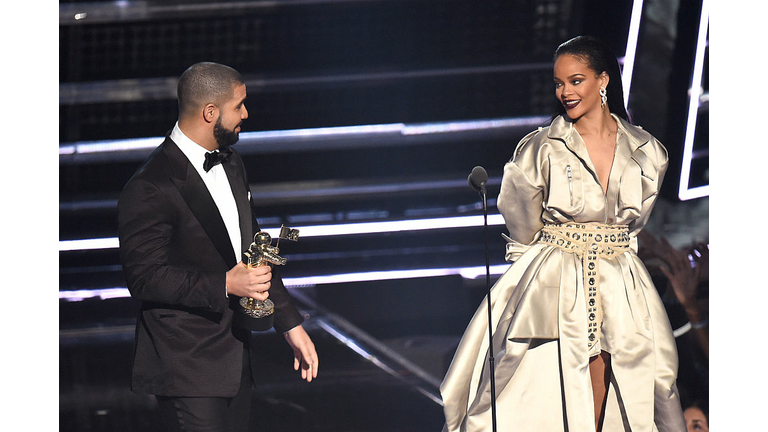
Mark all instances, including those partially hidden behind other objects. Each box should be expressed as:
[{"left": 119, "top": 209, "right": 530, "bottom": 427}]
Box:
[
  {"left": 553, "top": 54, "right": 608, "bottom": 120},
  {"left": 684, "top": 407, "right": 709, "bottom": 432}
]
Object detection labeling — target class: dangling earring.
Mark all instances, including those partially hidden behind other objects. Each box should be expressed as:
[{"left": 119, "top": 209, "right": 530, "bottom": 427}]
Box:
[{"left": 599, "top": 87, "right": 607, "bottom": 108}]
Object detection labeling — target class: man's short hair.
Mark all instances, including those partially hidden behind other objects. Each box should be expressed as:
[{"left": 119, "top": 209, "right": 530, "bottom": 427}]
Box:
[{"left": 177, "top": 62, "right": 244, "bottom": 118}]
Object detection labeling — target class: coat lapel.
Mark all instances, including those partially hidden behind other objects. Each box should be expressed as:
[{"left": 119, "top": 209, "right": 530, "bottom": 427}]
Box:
[
  {"left": 548, "top": 115, "right": 652, "bottom": 223},
  {"left": 605, "top": 116, "right": 651, "bottom": 221},
  {"left": 163, "top": 138, "right": 238, "bottom": 269},
  {"left": 548, "top": 116, "right": 599, "bottom": 182}
]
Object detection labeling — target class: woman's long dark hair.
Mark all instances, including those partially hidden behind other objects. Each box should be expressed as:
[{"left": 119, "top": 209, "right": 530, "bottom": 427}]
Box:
[{"left": 553, "top": 35, "right": 630, "bottom": 122}]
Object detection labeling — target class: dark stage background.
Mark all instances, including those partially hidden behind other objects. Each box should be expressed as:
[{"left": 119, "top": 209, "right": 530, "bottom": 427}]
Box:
[{"left": 58, "top": 1, "right": 709, "bottom": 431}]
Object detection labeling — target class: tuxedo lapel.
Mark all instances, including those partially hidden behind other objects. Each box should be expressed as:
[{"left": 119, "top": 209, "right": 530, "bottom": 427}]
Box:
[
  {"left": 222, "top": 155, "right": 253, "bottom": 258},
  {"left": 163, "top": 138, "right": 238, "bottom": 269}
]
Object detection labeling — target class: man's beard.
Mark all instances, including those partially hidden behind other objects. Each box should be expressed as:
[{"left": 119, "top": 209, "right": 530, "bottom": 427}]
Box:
[{"left": 213, "top": 117, "right": 240, "bottom": 150}]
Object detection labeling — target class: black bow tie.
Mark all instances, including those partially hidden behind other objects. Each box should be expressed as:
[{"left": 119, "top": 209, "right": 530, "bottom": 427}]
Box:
[{"left": 203, "top": 148, "right": 232, "bottom": 172}]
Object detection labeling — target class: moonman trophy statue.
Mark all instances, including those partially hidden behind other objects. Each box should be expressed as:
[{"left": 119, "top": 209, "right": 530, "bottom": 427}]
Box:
[{"left": 234, "top": 226, "right": 299, "bottom": 331}]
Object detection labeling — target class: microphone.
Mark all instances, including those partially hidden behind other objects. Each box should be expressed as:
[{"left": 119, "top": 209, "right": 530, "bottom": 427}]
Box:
[
  {"left": 466, "top": 165, "right": 497, "bottom": 432},
  {"left": 468, "top": 166, "right": 488, "bottom": 194}
]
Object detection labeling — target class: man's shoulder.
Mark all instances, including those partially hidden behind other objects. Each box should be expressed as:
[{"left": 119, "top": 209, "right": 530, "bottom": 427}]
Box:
[
  {"left": 118, "top": 141, "right": 180, "bottom": 211},
  {"left": 129, "top": 138, "right": 181, "bottom": 182}
]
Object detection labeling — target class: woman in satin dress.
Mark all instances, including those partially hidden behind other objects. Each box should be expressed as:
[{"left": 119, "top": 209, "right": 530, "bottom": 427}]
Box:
[{"left": 440, "top": 36, "right": 687, "bottom": 432}]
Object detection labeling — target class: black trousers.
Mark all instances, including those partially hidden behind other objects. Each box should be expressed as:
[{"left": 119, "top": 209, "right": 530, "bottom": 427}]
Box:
[{"left": 156, "top": 348, "right": 252, "bottom": 432}]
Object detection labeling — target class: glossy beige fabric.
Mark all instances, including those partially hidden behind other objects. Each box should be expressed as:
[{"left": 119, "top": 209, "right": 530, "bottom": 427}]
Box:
[{"left": 440, "top": 115, "right": 686, "bottom": 432}]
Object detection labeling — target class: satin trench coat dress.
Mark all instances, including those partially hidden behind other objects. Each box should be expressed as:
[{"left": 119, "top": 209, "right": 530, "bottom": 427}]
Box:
[{"left": 440, "top": 115, "right": 686, "bottom": 432}]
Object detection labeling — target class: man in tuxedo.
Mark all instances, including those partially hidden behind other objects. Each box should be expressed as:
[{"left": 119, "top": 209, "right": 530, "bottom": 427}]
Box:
[{"left": 118, "top": 62, "right": 319, "bottom": 432}]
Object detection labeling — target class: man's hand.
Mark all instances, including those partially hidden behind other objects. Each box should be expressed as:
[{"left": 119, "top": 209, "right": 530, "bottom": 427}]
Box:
[
  {"left": 225, "top": 263, "right": 271, "bottom": 301},
  {"left": 284, "top": 325, "right": 318, "bottom": 383}
]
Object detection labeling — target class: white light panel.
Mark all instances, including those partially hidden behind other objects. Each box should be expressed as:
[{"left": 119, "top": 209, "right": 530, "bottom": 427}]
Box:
[{"left": 678, "top": 0, "right": 709, "bottom": 201}]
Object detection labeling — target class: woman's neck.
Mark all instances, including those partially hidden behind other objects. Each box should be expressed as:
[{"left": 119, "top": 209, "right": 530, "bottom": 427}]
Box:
[{"left": 573, "top": 110, "right": 617, "bottom": 138}]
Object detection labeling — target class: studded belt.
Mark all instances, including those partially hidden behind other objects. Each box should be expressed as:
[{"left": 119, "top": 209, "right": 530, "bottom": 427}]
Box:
[{"left": 538, "top": 223, "right": 631, "bottom": 352}]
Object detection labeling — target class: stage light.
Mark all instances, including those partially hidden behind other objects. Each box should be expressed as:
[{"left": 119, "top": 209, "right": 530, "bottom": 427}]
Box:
[
  {"left": 59, "top": 262, "right": 511, "bottom": 302},
  {"left": 678, "top": 0, "right": 709, "bottom": 201},
  {"left": 59, "top": 214, "right": 507, "bottom": 252},
  {"left": 621, "top": 0, "right": 645, "bottom": 107}
]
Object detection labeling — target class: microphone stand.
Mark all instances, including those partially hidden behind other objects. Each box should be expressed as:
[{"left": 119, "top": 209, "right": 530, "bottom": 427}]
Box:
[{"left": 478, "top": 180, "right": 498, "bottom": 432}]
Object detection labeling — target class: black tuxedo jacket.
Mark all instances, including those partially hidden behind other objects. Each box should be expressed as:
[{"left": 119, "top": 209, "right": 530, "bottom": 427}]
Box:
[{"left": 118, "top": 136, "right": 303, "bottom": 397}]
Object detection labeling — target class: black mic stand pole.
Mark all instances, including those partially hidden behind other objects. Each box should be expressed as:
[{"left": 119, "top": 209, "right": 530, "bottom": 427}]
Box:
[{"left": 478, "top": 180, "right": 498, "bottom": 432}]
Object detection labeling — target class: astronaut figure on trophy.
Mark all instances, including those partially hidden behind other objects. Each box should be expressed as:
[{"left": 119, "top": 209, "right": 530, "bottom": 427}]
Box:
[{"left": 239, "top": 226, "right": 300, "bottom": 324}]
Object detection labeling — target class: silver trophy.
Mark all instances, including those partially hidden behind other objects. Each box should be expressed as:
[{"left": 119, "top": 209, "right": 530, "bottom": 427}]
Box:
[{"left": 238, "top": 226, "right": 299, "bottom": 320}]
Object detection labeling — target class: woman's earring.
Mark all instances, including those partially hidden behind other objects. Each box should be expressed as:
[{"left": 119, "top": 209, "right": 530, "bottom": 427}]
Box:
[{"left": 599, "top": 87, "right": 607, "bottom": 108}]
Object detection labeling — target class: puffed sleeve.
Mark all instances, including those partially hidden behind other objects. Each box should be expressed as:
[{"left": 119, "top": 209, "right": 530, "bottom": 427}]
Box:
[
  {"left": 625, "top": 136, "right": 669, "bottom": 237},
  {"left": 496, "top": 130, "right": 548, "bottom": 247}
]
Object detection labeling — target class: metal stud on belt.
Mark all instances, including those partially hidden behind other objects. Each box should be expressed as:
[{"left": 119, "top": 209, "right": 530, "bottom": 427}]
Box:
[
  {"left": 538, "top": 223, "right": 630, "bottom": 352},
  {"left": 585, "top": 243, "right": 601, "bottom": 351}
]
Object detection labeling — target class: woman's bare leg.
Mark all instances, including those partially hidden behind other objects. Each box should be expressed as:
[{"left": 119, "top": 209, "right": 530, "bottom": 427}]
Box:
[{"left": 589, "top": 351, "right": 612, "bottom": 431}]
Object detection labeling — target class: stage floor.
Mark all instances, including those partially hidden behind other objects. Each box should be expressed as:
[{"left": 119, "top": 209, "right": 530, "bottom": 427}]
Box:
[{"left": 59, "top": 290, "right": 459, "bottom": 432}]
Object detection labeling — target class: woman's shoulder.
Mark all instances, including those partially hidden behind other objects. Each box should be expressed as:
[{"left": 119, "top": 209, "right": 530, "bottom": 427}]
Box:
[
  {"left": 618, "top": 117, "right": 653, "bottom": 141},
  {"left": 511, "top": 116, "right": 569, "bottom": 161},
  {"left": 617, "top": 117, "right": 668, "bottom": 165},
  {"left": 516, "top": 126, "right": 546, "bottom": 149}
]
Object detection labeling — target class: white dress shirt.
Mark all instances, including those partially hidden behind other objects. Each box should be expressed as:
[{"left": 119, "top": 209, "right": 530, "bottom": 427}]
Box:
[{"left": 171, "top": 123, "right": 242, "bottom": 264}]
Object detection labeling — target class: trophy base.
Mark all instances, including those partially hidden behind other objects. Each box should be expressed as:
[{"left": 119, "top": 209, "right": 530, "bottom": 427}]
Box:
[
  {"left": 239, "top": 297, "right": 274, "bottom": 317},
  {"left": 232, "top": 298, "right": 275, "bottom": 332},
  {"left": 233, "top": 307, "right": 274, "bottom": 331}
]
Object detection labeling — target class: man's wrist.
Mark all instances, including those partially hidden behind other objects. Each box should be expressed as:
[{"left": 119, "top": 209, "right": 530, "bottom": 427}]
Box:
[{"left": 283, "top": 325, "right": 300, "bottom": 336}]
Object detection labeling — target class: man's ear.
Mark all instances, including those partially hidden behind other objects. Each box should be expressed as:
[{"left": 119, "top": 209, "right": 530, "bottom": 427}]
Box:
[{"left": 203, "top": 103, "right": 218, "bottom": 124}]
